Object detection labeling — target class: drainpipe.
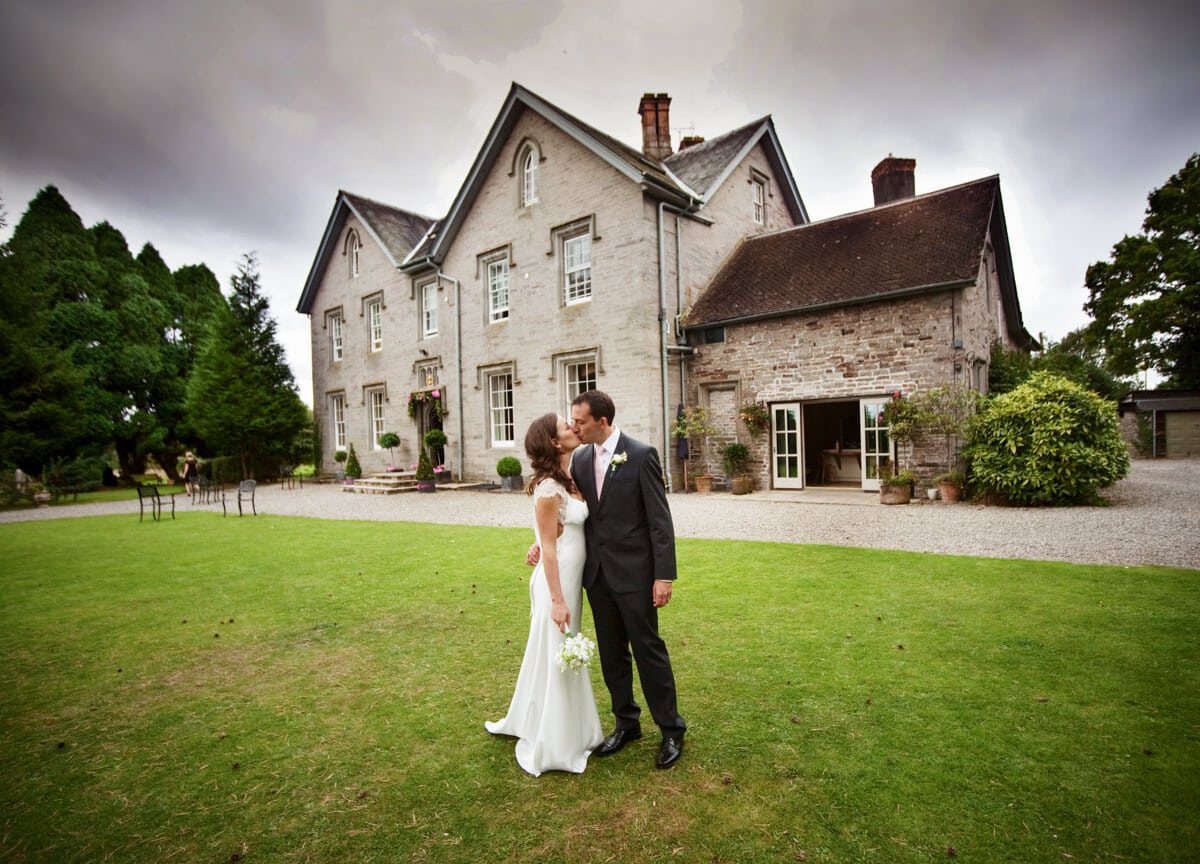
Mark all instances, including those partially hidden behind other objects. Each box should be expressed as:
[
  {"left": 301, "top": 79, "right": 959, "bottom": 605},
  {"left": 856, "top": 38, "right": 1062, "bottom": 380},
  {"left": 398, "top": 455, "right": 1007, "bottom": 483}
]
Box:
[
  {"left": 436, "top": 270, "right": 464, "bottom": 481},
  {"left": 657, "top": 200, "right": 698, "bottom": 492}
]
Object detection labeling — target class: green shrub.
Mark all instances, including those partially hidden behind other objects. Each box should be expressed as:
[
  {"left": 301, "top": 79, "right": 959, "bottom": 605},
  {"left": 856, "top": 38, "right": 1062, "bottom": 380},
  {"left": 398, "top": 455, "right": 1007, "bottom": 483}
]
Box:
[
  {"left": 496, "top": 456, "right": 522, "bottom": 478},
  {"left": 415, "top": 448, "right": 435, "bottom": 483},
  {"left": 423, "top": 428, "right": 448, "bottom": 450},
  {"left": 719, "top": 442, "right": 751, "bottom": 476},
  {"left": 345, "top": 443, "right": 362, "bottom": 479},
  {"left": 965, "top": 372, "right": 1130, "bottom": 505}
]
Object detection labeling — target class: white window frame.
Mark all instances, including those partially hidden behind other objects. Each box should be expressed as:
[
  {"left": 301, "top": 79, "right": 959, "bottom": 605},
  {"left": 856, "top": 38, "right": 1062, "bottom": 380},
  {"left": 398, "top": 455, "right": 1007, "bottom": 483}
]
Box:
[
  {"left": 487, "top": 370, "right": 515, "bottom": 447},
  {"left": 521, "top": 148, "right": 538, "bottom": 207},
  {"left": 488, "top": 258, "right": 510, "bottom": 322},
  {"left": 563, "top": 232, "right": 592, "bottom": 305},
  {"left": 368, "top": 299, "right": 383, "bottom": 352},
  {"left": 368, "top": 389, "right": 385, "bottom": 449},
  {"left": 331, "top": 394, "right": 346, "bottom": 452},
  {"left": 421, "top": 282, "right": 439, "bottom": 337},
  {"left": 752, "top": 177, "right": 766, "bottom": 225},
  {"left": 561, "top": 356, "right": 597, "bottom": 415},
  {"left": 330, "top": 313, "right": 343, "bottom": 362},
  {"left": 349, "top": 232, "right": 360, "bottom": 278}
]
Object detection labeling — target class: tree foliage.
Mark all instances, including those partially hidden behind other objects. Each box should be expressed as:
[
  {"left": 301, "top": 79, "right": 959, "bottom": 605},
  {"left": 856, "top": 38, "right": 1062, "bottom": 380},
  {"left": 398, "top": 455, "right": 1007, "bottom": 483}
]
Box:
[
  {"left": 989, "top": 331, "right": 1135, "bottom": 403},
  {"left": 965, "top": 372, "right": 1129, "bottom": 506},
  {"left": 1084, "top": 153, "right": 1200, "bottom": 388},
  {"left": 186, "top": 253, "right": 307, "bottom": 480}
]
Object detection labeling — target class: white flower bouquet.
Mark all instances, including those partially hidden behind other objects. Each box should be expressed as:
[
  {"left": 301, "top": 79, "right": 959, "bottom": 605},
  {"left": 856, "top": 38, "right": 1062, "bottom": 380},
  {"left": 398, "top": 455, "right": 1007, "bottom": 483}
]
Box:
[{"left": 556, "top": 631, "right": 597, "bottom": 673}]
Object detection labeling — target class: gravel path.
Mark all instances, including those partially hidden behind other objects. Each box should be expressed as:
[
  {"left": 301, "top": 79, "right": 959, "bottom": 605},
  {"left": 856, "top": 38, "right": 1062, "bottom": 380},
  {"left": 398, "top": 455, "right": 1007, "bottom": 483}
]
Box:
[{"left": 4, "top": 460, "right": 1197, "bottom": 569}]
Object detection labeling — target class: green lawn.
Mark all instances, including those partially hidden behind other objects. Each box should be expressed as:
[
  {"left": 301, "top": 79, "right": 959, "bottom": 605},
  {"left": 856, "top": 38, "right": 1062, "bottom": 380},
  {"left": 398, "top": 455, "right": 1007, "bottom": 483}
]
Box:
[{"left": 1, "top": 514, "right": 1196, "bottom": 863}]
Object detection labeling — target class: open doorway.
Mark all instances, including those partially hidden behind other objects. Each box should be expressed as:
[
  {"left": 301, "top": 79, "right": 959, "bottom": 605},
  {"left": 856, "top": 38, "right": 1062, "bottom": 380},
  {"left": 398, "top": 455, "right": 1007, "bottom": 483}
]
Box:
[{"left": 802, "top": 401, "right": 862, "bottom": 487}]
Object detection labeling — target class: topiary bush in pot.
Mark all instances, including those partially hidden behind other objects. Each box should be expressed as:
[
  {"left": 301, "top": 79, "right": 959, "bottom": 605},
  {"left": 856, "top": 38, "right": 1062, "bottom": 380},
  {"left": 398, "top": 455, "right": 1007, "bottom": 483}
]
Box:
[{"left": 496, "top": 455, "right": 523, "bottom": 491}]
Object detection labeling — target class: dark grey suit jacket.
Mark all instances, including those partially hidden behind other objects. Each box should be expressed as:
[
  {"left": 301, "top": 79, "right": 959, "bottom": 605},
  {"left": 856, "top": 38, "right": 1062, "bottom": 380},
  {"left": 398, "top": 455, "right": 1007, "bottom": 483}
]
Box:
[{"left": 572, "top": 432, "right": 677, "bottom": 593}]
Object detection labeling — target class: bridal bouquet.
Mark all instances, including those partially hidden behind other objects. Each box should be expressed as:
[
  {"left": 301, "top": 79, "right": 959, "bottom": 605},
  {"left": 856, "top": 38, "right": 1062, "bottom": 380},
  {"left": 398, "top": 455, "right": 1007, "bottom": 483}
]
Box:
[{"left": 557, "top": 632, "right": 597, "bottom": 673}]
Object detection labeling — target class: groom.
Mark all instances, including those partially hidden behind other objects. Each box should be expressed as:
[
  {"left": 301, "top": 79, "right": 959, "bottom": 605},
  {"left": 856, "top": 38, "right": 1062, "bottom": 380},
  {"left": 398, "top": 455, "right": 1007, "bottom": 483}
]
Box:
[{"left": 568, "top": 390, "right": 686, "bottom": 769}]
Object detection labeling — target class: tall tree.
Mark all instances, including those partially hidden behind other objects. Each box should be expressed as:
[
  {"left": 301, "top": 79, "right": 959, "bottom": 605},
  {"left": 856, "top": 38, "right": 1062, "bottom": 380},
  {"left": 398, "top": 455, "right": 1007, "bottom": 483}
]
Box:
[
  {"left": 186, "top": 253, "right": 307, "bottom": 479},
  {"left": 0, "top": 187, "right": 114, "bottom": 473},
  {"left": 1084, "top": 153, "right": 1200, "bottom": 388}
]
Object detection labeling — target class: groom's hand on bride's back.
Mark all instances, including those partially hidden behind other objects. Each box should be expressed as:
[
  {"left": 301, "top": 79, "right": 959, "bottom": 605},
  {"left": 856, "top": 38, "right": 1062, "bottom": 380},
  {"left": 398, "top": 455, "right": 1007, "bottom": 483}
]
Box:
[{"left": 527, "top": 544, "right": 541, "bottom": 567}]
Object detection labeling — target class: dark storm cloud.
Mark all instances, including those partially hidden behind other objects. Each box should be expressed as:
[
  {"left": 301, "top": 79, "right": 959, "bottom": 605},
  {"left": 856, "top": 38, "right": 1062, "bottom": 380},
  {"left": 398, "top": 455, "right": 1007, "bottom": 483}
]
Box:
[{"left": 1, "top": 0, "right": 1197, "bottom": 400}]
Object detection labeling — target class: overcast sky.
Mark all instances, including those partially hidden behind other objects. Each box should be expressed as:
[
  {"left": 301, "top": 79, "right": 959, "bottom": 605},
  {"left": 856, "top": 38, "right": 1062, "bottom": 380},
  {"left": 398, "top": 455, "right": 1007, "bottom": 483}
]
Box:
[{"left": 2, "top": 0, "right": 1197, "bottom": 404}]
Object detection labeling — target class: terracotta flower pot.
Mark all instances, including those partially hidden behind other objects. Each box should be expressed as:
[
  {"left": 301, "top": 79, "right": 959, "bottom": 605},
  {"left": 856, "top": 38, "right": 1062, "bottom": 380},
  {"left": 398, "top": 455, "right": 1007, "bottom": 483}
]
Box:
[
  {"left": 693, "top": 475, "right": 714, "bottom": 494},
  {"left": 939, "top": 482, "right": 962, "bottom": 503},
  {"left": 731, "top": 475, "right": 753, "bottom": 495}
]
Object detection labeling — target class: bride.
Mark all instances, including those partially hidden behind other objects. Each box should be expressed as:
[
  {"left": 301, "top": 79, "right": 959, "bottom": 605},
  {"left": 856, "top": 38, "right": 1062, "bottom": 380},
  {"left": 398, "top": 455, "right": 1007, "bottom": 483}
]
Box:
[{"left": 486, "top": 414, "right": 603, "bottom": 776}]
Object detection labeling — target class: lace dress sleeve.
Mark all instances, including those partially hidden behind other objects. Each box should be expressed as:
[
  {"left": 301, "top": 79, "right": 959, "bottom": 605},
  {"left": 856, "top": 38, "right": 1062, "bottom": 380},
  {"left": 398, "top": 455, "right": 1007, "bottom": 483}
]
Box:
[{"left": 532, "top": 478, "right": 568, "bottom": 524}]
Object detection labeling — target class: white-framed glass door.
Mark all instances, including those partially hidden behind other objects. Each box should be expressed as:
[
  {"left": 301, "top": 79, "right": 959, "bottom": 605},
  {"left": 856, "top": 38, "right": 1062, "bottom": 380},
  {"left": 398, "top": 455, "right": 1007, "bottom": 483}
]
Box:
[
  {"left": 772, "top": 403, "right": 803, "bottom": 489},
  {"left": 860, "top": 398, "right": 892, "bottom": 491}
]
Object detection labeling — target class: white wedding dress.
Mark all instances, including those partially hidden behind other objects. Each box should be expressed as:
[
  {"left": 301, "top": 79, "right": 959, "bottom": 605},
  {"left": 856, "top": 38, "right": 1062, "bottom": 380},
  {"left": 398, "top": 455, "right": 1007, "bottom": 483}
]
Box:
[{"left": 486, "top": 478, "right": 604, "bottom": 776}]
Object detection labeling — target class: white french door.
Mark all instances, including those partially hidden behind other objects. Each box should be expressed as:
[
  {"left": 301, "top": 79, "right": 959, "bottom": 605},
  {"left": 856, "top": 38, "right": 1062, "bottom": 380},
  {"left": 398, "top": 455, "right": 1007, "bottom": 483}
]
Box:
[
  {"left": 771, "top": 403, "right": 803, "bottom": 489},
  {"left": 859, "top": 398, "right": 892, "bottom": 492}
]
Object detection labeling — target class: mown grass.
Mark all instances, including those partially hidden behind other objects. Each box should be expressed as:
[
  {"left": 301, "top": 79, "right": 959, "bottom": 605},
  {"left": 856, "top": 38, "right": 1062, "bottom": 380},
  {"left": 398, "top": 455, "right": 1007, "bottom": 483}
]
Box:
[{"left": 1, "top": 513, "right": 1196, "bottom": 863}]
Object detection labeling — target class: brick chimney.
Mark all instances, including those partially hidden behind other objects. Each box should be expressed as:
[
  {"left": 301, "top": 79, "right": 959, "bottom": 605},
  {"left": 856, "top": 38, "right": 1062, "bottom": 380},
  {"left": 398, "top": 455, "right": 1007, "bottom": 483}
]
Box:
[
  {"left": 871, "top": 156, "right": 916, "bottom": 205},
  {"left": 638, "top": 93, "right": 673, "bottom": 161}
]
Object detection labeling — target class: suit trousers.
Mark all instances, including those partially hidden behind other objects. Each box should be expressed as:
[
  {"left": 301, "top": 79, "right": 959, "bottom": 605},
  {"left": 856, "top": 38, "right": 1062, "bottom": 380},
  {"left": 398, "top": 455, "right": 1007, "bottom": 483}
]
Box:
[{"left": 586, "top": 567, "right": 686, "bottom": 739}]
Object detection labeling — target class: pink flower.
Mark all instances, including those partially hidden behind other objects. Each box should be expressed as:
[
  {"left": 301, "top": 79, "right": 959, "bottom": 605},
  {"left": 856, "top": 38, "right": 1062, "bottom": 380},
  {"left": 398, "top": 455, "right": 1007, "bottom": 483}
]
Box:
[
  {"left": 431, "top": 389, "right": 440, "bottom": 398},
  {"left": 409, "top": 463, "right": 417, "bottom": 470}
]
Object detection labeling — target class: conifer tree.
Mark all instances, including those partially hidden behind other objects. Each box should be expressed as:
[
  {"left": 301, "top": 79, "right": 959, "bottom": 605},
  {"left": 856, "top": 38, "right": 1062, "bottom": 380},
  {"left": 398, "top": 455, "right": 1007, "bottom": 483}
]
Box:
[{"left": 186, "top": 253, "right": 307, "bottom": 479}]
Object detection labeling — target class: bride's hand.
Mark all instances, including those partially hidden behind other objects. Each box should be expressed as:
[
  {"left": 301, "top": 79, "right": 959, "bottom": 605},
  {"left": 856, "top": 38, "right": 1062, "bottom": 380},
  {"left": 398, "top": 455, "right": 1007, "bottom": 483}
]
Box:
[
  {"left": 551, "top": 599, "right": 570, "bottom": 633},
  {"left": 526, "top": 544, "right": 541, "bottom": 567}
]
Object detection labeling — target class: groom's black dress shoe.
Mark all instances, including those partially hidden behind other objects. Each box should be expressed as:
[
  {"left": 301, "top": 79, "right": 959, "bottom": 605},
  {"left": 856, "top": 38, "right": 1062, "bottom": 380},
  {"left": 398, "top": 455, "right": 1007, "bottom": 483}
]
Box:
[
  {"left": 655, "top": 737, "right": 683, "bottom": 769},
  {"left": 595, "top": 728, "right": 642, "bottom": 757}
]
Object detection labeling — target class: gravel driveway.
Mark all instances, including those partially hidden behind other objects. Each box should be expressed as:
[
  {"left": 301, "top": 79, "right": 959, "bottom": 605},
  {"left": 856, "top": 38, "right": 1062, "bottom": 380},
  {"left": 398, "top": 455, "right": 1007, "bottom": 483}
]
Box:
[{"left": 4, "top": 459, "right": 1197, "bottom": 569}]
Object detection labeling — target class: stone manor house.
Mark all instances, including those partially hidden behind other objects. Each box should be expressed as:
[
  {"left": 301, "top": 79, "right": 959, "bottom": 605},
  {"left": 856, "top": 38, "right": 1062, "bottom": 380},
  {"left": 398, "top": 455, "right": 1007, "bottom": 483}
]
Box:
[{"left": 297, "top": 84, "right": 1035, "bottom": 492}]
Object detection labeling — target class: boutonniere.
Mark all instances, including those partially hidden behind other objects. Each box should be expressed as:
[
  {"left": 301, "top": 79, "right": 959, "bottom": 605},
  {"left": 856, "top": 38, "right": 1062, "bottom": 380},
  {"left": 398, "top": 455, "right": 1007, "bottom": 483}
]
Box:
[{"left": 609, "top": 452, "right": 628, "bottom": 472}]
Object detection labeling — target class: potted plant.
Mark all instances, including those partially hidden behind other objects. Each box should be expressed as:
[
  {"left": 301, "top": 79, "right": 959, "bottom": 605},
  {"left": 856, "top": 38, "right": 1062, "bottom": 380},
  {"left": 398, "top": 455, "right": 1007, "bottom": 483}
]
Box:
[
  {"left": 424, "top": 428, "right": 448, "bottom": 470},
  {"left": 673, "top": 405, "right": 718, "bottom": 492},
  {"left": 344, "top": 443, "right": 362, "bottom": 483},
  {"left": 739, "top": 402, "right": 770, "bottom": 437},
  {"left": 333, "top": 448, "right": 347, "bottom": 481},
  {"left": 496, "top": 456, "right": 523, "bottom": 492},
  {"left": 878, "top": 466, "right": 916, "bottom": 505},
  {"left": 720, "top": 442, "right": 753, "bottom": 495},
  {"left": 415, "top": 448, "right": 436, "bottom": 492},
  {"left": 881, "top": 391, "right": 920, "bottom": 473},
  {"left": 935, "top": 469, "right": 964, "bottom": 503},
  {"left": 378, "top": 432, "right": 401, "bottom": 470}
]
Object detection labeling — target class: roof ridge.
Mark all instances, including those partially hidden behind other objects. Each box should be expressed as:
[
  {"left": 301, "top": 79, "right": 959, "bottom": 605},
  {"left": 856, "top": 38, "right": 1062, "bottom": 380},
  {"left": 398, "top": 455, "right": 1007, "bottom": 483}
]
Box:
[
  {"left": 748, "top": 174, "right": 1001, "bottom": 239},
  {"left": 340, "top": 190, "right": 437, "bottom": 223}
]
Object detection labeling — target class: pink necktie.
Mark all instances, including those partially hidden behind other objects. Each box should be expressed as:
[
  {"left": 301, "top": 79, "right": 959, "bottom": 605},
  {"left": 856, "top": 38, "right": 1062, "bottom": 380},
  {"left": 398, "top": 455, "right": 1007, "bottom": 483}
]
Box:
[{"left": 594, "top": 446, "right": 607, "bottom": 494}]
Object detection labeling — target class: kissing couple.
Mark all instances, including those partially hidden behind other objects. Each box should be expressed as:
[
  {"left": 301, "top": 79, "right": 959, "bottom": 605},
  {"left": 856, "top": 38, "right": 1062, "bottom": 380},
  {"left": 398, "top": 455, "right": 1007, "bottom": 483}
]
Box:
[{"left": 486, "top": 389, "right": 687, "bottom": 776}]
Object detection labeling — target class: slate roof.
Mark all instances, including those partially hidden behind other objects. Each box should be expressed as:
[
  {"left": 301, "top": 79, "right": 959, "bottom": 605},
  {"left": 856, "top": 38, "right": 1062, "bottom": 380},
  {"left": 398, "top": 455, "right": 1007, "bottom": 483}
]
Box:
[
  {"left": 664, "top": 118, "right": 767, "bottom": 199},
  {"left": 401, "top": 83, "right": 808, "bottom": 270},
  {"left": 685, "top": 175, "right": 1034, "bottom": 348},
  {"left": 297, "top": 192, "right": 434, "bottom": 313}
]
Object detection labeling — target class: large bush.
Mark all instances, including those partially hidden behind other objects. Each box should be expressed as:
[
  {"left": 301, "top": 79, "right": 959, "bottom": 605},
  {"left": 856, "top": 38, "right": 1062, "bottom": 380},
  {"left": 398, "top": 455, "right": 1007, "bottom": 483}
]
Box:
[{"left": 965, "top": 372, "right": 1129, "bottom": 505}]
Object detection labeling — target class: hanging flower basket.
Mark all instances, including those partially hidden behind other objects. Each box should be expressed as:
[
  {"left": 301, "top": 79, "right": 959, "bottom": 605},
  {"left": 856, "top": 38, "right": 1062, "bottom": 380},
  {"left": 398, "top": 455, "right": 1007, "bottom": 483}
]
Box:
[{"left": 739, "top": 402, "right": 770, "bottom": 437}]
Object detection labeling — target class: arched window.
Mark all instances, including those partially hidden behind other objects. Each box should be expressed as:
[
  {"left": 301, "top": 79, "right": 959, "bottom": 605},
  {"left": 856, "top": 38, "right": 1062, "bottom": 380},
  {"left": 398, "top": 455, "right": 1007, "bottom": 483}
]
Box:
[
  {"left": 347, "top": 231, "right": 361, "bottom": 278},
  {"left": 520, "top": 147, "right": 538, "bottom": 206}
]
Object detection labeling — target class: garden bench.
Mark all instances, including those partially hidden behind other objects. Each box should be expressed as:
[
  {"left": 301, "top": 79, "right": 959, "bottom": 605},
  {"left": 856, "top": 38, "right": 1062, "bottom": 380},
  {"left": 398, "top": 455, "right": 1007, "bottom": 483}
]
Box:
[{"left": 136, "top": 484, "right": 177, "bottom": 522}]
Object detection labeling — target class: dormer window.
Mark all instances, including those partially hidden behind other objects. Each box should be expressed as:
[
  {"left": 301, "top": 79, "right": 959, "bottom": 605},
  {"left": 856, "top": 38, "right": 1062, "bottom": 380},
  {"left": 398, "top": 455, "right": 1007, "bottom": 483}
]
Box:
[{"left": 521, "top": 146, "right": 538, "bottom": 206}]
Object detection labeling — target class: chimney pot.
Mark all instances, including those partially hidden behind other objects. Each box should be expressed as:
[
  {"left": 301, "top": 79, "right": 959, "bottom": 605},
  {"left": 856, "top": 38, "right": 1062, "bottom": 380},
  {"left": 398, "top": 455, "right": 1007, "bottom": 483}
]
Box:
[
  {"left": 679, "top": 135, "right": 705, "bottom": 150},
  {"left": 638, "top": 93, "right": 673, "bottom": 161},
  {"left": 871, "top": 156, "right": 916, "bottom": 205}
]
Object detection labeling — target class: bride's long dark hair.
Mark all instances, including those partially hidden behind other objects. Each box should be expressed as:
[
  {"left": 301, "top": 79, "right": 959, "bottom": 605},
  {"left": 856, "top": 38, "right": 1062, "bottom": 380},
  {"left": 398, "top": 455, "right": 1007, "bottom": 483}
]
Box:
[{"left": 524, "top": 413, "right": 577, "bottom": 496}]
